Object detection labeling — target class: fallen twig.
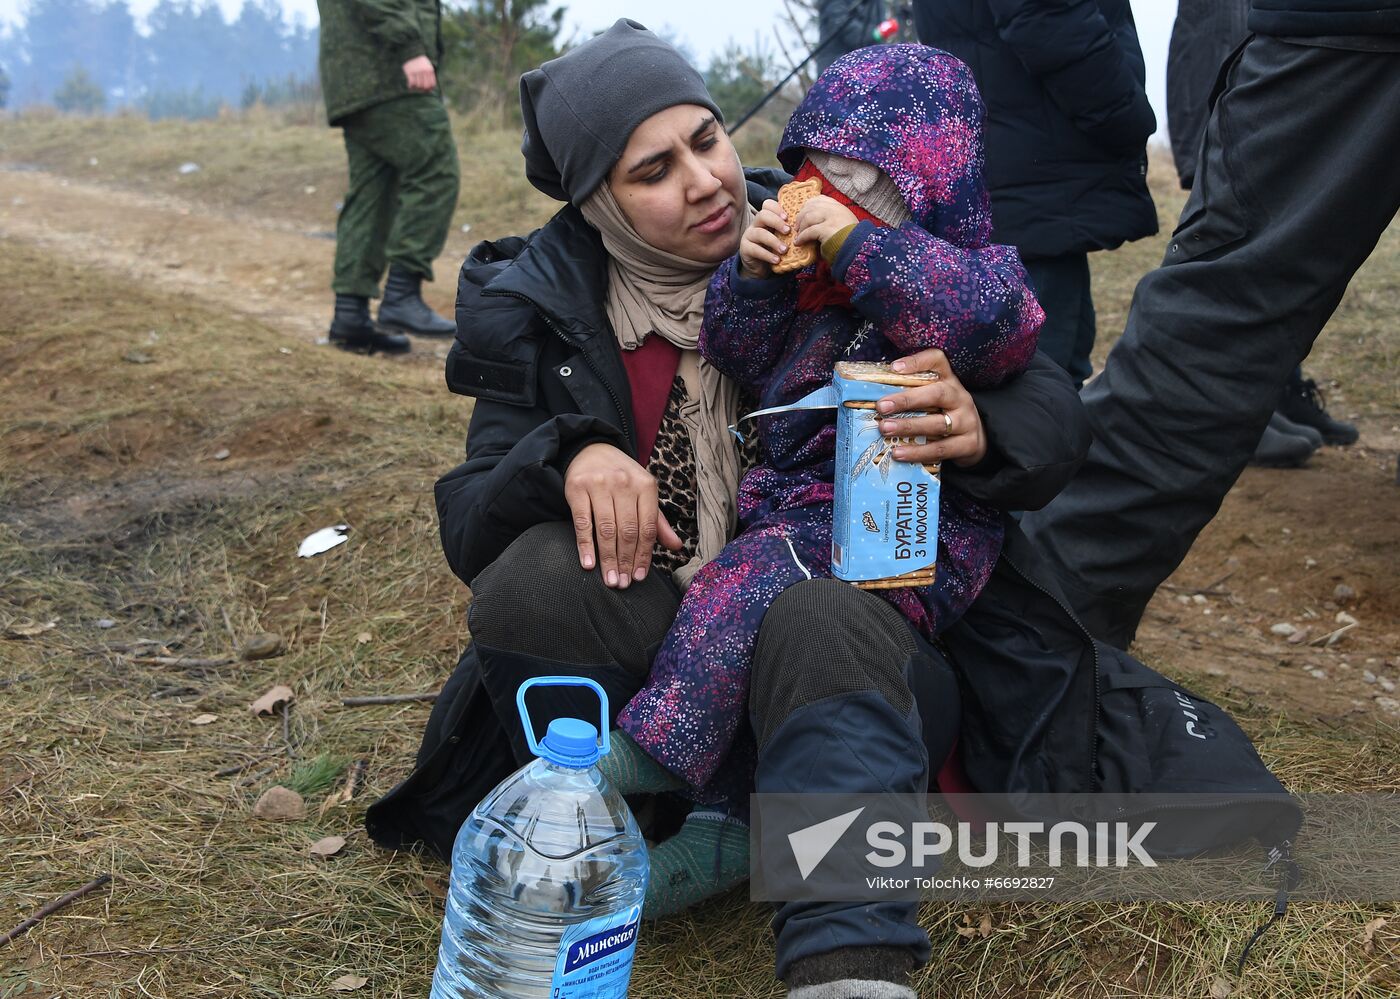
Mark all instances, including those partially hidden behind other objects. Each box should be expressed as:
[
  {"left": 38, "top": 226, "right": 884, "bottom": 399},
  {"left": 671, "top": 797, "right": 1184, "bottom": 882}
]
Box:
[
  {"left": 1161, "top": 570, "right": 1235, "bottom": 598},
  {"left": 1, "top": 874, "right": 112, "bottom": 947},
  {"left": 0, "top": 771, "right": 37, "bottom": 799},
  {"left": 341, "top": 693, "right": 438, "bottom": 707},
  {"left": 128, "top": 655, "right": 234, "bottom": 668},
  {"left": 213, "top": 752, "right": 281, "bottom": 778},
  {"left": 238, "top": 764, "right": 281, "bottom": 788},
  {"left": 1161, "top": 584, "right": 1232, "bottom": 597},
  {"left": 345, "top": 758, "right": 367, "bottom": 797},
  {"left": 1309, "top": 622, "right": 1357, "bottom": 647}
]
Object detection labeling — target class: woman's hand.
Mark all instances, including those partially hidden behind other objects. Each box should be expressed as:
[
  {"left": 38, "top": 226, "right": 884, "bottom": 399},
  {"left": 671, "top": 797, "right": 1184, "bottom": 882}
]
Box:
[
  {"left": 874, "top": 348, "right": 988, "bottom": 468},
  {"left": 738, "top": 199, "right": 793, "bottom": 279},
  {"left": 564, "top": 443, "right": 683, "bottom": 587}
]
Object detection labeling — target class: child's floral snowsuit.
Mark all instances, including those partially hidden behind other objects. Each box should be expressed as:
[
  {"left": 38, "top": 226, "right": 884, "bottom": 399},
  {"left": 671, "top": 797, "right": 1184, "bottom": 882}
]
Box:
[{"left": 616, "top": 45, "right": 1044, "bottom": 803}]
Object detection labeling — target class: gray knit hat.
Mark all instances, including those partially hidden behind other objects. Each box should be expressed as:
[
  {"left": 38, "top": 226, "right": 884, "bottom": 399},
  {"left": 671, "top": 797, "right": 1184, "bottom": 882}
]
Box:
[{"left": 519, "top": 19, "right": 724, "bottom": 204}]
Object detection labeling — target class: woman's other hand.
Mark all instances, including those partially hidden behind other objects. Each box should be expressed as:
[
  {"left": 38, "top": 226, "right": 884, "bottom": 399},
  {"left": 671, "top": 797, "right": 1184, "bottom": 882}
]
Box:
[
  {"left": 738, "top": 199, "right": 793, "bottom": 279},
  {"left": 792, "top": 195, "right": 858, "bottom": 248},
  {"left": 564, "top": 443, "right": 684, "bottom": 587},
  {"left": 875, "top": 348, "right": 988, "bottom": 468}
]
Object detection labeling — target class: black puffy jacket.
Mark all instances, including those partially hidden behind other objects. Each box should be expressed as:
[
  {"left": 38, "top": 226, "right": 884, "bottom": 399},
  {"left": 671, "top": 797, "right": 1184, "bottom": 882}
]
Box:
[
  {"left": 913, "top": 0, "right": 1158, "bottom": 259},
  {"left": 434, "top": 169, "right": 1092, "bottom": 589}
]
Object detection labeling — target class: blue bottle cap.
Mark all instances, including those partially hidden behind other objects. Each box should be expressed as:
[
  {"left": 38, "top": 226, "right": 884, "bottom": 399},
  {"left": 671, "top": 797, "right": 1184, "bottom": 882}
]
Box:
[{"left": 539, "top": 717, "right": 601, "bottom": 768}]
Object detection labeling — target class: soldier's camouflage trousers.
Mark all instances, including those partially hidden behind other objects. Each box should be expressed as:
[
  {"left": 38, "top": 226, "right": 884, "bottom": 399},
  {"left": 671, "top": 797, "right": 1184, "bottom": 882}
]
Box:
[{"left": 332, "top": 93, "right": 460, "bottom": 298}]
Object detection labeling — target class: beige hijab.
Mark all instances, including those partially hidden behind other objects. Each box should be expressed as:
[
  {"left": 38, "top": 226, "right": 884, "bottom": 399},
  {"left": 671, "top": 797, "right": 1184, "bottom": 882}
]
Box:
[{"left": 579, "top": 181, "right": 754, "bottom": 587}]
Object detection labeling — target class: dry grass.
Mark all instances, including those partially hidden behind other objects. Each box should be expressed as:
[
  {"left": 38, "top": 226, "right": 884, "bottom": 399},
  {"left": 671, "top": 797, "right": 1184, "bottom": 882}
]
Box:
[
  {"left": 0, "top": 107, "right": 560, "bottom": 246},
  {"left": 2, "top": 122, "right": 1400, "bottom": 998}
]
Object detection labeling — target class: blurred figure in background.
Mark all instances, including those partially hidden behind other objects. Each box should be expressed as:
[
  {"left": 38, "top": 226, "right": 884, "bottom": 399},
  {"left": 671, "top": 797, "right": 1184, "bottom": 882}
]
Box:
[
  {"left": 1168, "top": 0, "right": 1358, "bottom": 468},
  {"left": 814, "top": 0, "right": 885, "bottom": 73},
  {"left": 914, "top": 0, "right": 1157, "bottom": 390},
  {"left": 318, "top": 0, "right": 460, "bottom": 354}
]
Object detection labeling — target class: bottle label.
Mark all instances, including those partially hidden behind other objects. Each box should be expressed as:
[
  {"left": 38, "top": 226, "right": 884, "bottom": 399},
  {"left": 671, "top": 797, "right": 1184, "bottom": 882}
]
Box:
[{"left": 548, "top": 904, "right": 642, "bottom": 998}]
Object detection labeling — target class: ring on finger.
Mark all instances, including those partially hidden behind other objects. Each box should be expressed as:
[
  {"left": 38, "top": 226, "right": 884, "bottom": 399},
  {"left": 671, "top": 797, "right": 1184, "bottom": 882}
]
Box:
[{"left": 941, "top": 411, "right": 953, "bottom": 437}]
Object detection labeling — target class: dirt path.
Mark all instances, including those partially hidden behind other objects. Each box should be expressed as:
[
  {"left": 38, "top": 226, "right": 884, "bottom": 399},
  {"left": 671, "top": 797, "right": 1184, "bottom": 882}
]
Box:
[
  {"left": 0, "top": 166, "right": 458, "bottom": 363},
  {"left": 3, "top": 164, "right": 1397, "bottom": 728}
]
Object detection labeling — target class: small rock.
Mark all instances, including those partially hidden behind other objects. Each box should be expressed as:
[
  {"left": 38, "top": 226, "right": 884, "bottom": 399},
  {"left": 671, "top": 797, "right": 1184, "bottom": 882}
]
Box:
[
  {"left": 1309, "top": 668, "right": 1327, "bottom": 680},
  {"left": 1304, "top": 557, "right": 1318, "bottom": 569},
  {"left": 1191, "top": 594, "right": 1208, "bottom": 605},
  {"left": 213, "top": 448, "right": 230, "bottom": 461},
  {"left": 122, "top": 349, "right": 153, "bottom": 364},
  {"left": 303, "top": 185, "right": 317, "bottom": 194},
  {"left": 1336, "top": 611, "right": 1358, "bottom": 627},
  {"left": 1286, "top": 628, "right": 1311, "bottom": 645},
  {"left": 239, "top": 632, "right": 285, "bottom": 661},
  {"left": 178, "top": 161, "right": 201, "bottom": 174},
  {"left": 1334, "top": 584, "right": 1356, "bottom": 605},
  {"left": 1203, "top": 607, "right": 1213, "bottom": 616},
  {"left": 96, "top": 618, "right": 116, "bottom": 629},
  {"left": 1224, "top": 557, "right": 1242, "bottom": 571},
  {"left": 1210, "top": 976, "right": 1235, "bottom": 999},
  {"left": 460, "top": 223, "right": 472, "bottom": 234},
  {"left": 1176, "top": 594, "right": 1191, "bottom": 605},
  {"left": 1375, "top": 696, "right": 1400, "bottom": 714},
  {"left": 1270, "top": 622, "right": 1297, "bottom": 637},
  {"left": 252, "top": 785, "right": 305, "bottom": 821},
  {"left": 1382, "top": 679, "right": 1397, "bottom": 694}
]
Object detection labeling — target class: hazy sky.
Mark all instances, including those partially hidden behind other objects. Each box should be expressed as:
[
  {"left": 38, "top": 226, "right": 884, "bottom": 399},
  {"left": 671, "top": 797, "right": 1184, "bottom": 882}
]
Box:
[{"left": 0, "top": 0, "right": 1179, "bottom": 135}]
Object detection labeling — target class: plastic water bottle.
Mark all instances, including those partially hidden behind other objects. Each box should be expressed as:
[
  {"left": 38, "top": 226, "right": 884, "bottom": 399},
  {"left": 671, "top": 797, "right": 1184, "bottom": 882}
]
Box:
[{"left": 429, "top": 676, "right": 649, "bottom": 999}]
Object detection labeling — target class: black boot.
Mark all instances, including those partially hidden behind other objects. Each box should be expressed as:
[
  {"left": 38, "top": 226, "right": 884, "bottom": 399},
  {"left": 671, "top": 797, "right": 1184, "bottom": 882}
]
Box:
[
  {"left": 378, "top": 266, "right": 456, "bottom": 337},
  {"left": 1277, "top": 374, "right": 1359, "bottom": 445},
  {"left": 1248, "top": 421, "right": 1316, "bottom": 469},
  {"left": 328, "top": 294, "right": 410, "bottom": 354},
  {"left": 1268, "top": 409, "right": 1323, "bottom": 449}
]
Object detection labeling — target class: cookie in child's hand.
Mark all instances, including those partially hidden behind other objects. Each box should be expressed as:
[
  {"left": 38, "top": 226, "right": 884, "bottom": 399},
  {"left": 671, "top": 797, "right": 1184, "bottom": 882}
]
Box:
[{"left": 772, "top": 178, "right": 824, "bottom": 274}]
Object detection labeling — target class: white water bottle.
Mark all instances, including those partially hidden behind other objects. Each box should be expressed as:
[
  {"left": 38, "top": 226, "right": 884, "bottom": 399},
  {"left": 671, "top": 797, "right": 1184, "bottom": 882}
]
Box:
[{"left": 429, "top": 676, "right": 648, "bottom": 998}]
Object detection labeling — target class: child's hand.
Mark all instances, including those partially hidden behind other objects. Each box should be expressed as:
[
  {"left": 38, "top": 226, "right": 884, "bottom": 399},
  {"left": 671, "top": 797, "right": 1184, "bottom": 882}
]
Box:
[
  {"left": 738, "top": 199, "right": 792, "bottom": 279},
  {"left": 792, "top": 196, "right": 859, "bottom": 250}
]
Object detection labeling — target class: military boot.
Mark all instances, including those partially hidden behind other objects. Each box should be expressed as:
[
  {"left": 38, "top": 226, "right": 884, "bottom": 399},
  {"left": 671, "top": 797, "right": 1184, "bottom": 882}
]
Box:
[
  {"left": 1248, "top": 421, "right": 1316, "bottom": 469},
  {"left": 1278, "top": 375, "right": 1359, "bottom": 446},
  {"left": 378, "top": 266, "right": 456, "bottom": 337},
  {"left": 1268, "top": 410, "right": 1323, "bottom": 450},
  {"left": 328, "top": 294, "right": 410, "bottom": 354}
]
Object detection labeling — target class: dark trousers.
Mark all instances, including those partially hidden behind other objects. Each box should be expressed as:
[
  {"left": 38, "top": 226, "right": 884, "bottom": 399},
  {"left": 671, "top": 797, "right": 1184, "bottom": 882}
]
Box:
[
  {"left": 332, "top": 94, "right": 460, "bottom": 298},
  {"left": 377, "top": 523, "right": 962, "bottom": 981},
  {"left": 1023, "top": 253, "right": 1096, "bottom": 390},
  {"left": 1021, "top": 36, "right": 1400, "bottom": 647}
]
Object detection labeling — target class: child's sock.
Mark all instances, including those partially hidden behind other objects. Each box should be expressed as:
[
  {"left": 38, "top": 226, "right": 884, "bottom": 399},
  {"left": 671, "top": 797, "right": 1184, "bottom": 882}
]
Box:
[
  {"left": 643, "top": 807, "right": 750, "bottom": 919},
  {"left": 596, "top": 729, "right": 685, "bottom": 795}
]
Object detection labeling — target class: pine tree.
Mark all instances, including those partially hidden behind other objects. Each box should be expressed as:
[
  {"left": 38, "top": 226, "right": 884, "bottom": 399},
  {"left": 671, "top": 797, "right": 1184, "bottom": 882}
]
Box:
[{"left": 440, "top": 0, "right": 567, "bottom": 125}]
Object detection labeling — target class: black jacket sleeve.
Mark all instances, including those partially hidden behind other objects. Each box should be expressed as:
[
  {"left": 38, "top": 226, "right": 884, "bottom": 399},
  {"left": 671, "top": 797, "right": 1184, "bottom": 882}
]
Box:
[
  {"left": 942, "top": 351, "right": 1090, "bottom": 511},
  {"left": 434, "top": 402, "right": 629, "bottom": 589},
  {"left": 987, "top": 0, "right": 1157, "bottom": 152}
]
